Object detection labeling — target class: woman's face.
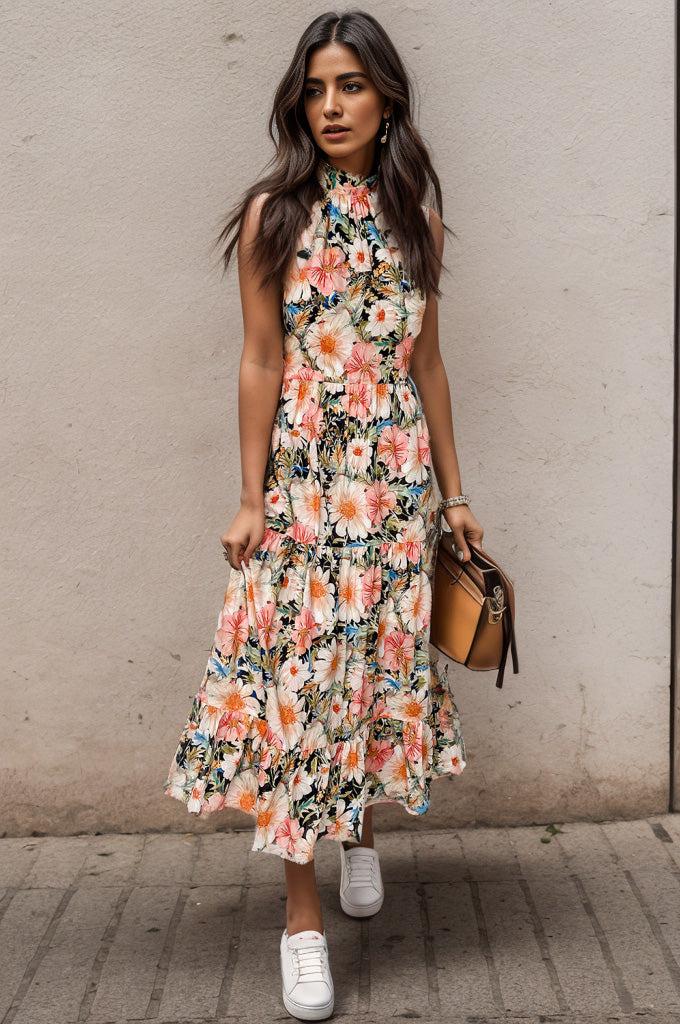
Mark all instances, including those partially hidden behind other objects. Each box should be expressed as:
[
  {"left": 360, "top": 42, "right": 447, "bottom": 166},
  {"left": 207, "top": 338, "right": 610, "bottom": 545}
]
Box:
[{"left": 303, "top": 42, "right": 391, "bottom": 172}]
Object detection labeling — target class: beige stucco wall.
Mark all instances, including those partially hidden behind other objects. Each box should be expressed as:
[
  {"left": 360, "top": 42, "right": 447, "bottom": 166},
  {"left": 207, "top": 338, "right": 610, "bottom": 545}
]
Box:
[{"left": 1, "top": 2, "right": 674, "bottom": 835}]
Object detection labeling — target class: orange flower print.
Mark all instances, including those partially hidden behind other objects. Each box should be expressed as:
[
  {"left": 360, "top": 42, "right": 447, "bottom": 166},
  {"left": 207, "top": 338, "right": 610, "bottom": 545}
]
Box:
[{"left": 163, "top": 157, "right": 467, "bottom": 865}]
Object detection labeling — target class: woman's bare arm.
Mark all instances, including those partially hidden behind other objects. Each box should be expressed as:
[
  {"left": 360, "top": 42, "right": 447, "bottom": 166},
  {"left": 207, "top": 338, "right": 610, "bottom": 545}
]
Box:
[
  {"left": 409, "top": 207, "right": 484, "bottom": 560},
  {"left": 220, "top": 193, "right": 284, "bottom": 569}
]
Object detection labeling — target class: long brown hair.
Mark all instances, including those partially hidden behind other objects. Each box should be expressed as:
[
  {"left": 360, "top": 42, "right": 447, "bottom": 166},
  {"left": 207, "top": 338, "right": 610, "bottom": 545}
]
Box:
[{"left": 214, "top": 9, "right": 454, "bottom": 298}]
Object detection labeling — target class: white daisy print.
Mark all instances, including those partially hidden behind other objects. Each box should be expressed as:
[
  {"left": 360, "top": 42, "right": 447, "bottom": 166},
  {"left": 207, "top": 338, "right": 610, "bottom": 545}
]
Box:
[
  {"left": 345, "top": 435, "right": 373, "bottom": 474},
  {"left": 306, "top": 307, "right": 355, "bottom": 375},
  {"left": 366, "top": 298, "right": 400, "bottom": 337},
  {"left": 328, "top": 477, "right": 371, "bottom": 540}
]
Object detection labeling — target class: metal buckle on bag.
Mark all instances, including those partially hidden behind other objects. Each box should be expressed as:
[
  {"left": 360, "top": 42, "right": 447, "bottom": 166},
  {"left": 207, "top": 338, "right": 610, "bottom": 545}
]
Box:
[{"left": 488, "top": 584, "right": 506, "bottom": 623}]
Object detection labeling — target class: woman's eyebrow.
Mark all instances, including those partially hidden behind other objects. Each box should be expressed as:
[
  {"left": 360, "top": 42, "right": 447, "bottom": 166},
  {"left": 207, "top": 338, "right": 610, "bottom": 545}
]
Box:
[{"left": 304, "top": 71, "right": 369, "bottom": 85}]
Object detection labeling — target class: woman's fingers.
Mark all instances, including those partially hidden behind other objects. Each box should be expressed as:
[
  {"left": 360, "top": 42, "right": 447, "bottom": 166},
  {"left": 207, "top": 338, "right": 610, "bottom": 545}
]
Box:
[
  {"left": 452, "top": 527, "right": 471, "bottom": 561},
  {"left": 221, "top": 535, "right": 244, "bottom": 571}
]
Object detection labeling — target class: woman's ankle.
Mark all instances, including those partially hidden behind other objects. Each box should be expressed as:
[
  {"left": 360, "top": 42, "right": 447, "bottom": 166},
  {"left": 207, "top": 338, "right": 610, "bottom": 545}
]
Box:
[{"left": 286, "top": 911, "right": 325, "bottom": 936}]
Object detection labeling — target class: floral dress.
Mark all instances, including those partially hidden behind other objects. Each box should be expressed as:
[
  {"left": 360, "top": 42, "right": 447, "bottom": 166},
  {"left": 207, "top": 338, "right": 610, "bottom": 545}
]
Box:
[{"left": 164, "top": 156, "right": 467, "bottom": 863}]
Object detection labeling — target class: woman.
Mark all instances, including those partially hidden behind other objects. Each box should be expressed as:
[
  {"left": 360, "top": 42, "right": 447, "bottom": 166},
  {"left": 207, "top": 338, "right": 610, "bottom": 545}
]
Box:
[{"left": 164, "top": 10, "right": 483, "bottom": 1021}]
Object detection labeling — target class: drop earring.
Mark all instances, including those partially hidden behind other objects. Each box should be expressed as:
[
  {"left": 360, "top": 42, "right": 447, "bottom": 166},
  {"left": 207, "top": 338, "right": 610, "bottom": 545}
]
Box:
[{"left": 380, "top": 117, "right": 390, "bottom": 144}]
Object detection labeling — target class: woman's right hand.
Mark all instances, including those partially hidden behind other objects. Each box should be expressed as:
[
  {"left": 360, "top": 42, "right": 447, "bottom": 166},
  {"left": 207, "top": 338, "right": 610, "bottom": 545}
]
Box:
[{"left": 220, "top": 501, "right": 266, "bottom": 570}]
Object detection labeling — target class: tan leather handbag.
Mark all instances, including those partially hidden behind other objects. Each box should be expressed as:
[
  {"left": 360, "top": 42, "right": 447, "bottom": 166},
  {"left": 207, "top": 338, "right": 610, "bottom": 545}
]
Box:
[{"left": 430, "top": 516, "right": 519, "bottom": 688}]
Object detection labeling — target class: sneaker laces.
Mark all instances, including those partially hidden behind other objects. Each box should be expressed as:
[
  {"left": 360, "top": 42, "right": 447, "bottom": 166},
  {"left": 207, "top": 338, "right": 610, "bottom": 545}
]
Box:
[
  {"left": 293, "top": 943, "right": 327, "bottom": 983},
  {"left": 346, "top": 848, "right": 376, "bottom": 885}
]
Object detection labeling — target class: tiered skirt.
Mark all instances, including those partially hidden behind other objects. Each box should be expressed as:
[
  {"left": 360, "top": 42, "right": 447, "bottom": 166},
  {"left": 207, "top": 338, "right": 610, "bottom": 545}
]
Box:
[{"left": 164, "top": 528, "right": 467, "bottom": 864}]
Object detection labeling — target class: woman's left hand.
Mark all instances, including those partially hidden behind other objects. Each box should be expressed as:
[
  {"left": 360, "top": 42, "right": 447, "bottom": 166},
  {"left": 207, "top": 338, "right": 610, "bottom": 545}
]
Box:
[{"left": 442, "top": 504, "right": 484, "bottom": 562}]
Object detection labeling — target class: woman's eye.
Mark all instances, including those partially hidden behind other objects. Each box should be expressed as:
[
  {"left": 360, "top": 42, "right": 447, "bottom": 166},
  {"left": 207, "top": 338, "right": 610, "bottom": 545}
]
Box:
[{"left": 304, "top": 83, "right": 362, "bottom": 98}]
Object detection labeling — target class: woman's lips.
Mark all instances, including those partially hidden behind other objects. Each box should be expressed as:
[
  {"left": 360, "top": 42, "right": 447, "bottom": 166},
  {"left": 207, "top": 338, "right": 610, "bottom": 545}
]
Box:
[{"left": 323, "top": 127, "right": 350, "bottom": 136}]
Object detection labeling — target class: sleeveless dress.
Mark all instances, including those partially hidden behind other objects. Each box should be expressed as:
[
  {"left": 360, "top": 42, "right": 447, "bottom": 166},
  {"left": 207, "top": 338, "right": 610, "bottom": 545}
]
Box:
[{"left": 163, "top": 157, "right": 467, "bottom": 863}]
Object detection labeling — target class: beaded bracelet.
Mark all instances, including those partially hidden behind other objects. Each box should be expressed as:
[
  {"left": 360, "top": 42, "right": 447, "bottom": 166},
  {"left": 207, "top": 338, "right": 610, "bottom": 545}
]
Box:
[{"left": 439, "top": 494, "right": 470, "bottom": 510}]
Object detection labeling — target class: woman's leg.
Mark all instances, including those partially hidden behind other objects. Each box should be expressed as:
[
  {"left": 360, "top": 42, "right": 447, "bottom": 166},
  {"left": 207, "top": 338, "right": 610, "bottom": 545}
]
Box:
[
  {"left": 284, "top": 859, "right": 325, "bottom": 936},
  {"left": 342, "top": 804, "right": 374, "bottom": 850}
]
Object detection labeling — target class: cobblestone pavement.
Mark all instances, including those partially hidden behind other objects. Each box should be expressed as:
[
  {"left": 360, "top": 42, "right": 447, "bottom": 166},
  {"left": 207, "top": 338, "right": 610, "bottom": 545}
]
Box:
[{"left": 2, "top": 814, "right": 680, "bottom": 1023}]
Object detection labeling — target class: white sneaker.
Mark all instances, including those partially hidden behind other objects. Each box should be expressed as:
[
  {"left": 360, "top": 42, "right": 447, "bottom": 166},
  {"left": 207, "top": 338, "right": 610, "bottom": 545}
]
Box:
[
  {"left": 339, "top": 843, "right": 384, "bottom": 917},
  {"left": 280, "top": 927, "right": 334, "bottom": 1021}
]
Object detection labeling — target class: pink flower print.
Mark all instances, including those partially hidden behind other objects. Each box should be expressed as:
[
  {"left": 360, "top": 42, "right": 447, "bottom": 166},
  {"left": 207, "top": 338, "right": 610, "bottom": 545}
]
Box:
[
  {"left": 287, "top": 521, "right": 318, "bottom": 545},
  {"left": 345, "top": 341, "right": 381, "bottom": 383},
  {"left": 365, "top": 737, "right": 394, "bottom": 773},
  {"left": 306, "top": 245, "right": 350, "bottom": 296},
  {"left": 399, "top": 517, "right": 426, "bottom": 564},
  {"left": 340, "top": 381, "right": 371, "bottom": 421},
  {"left": 275, "top": 816, "right": 312, "bottom": 861},
  {"left": 403, "top": 721, "right": 425, "bottom": 766},
  {"left": 365, "top": 479, "right": 396, "bottom": 524},
  {"left": 300, "top": 402, "right": 323, "bottom": 441},
  {"left": 291, "top": 606, "right": 320, "bottom": 654},
  {"left": 257, "top": 601, "right": 280, "bottom": 650},
  {"left": 394, "top": 335, "right": 415, "bottom": 375},
  {"left": 349, "top": 667, "right": 374, "bottom": 719},
  {"left": 348, "top": 184, "right": 372, "bottom": 217},
  {"left": 377, "top": 424, "right": 409, "bottom": 473},
  {"left": 259, "top": 527, "right": 284, "bottom": 552},
  {"left": 361, "top": 563, "right": 382, "bottom": 607},
  {"left": 370, "top": 695, "right": 390, "bottom": 722},
  {"left": 215, "top": 605, "right": 249, "bottom": 657},
  {"left": 381, "top": 630, "right": 416, "bottom": 675}
]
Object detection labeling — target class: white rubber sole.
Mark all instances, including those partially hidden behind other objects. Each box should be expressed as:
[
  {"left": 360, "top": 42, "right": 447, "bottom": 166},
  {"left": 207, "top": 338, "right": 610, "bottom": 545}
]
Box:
[
  {"left": 281, "top": 985, "right": 334, "bottom": 1021},
  {"left": 339, "top": 886, "right": 384, "bottom": 917}
]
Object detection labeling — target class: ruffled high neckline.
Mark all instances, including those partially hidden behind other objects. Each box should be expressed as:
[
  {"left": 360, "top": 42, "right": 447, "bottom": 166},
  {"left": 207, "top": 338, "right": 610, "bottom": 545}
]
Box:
[{"left": 317, "top": 157, "right": 379, "bottom": 192}]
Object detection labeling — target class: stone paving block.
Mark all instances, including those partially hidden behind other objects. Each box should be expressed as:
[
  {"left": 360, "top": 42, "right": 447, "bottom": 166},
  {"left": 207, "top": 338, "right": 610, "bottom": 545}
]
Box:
[
  {"left": 425, "top": 880, "right": 498, "bottom": 1015},
  {"left": 411, "top": 830, "right": 467, "bottom": 883},
  {"left": 556, "top": 821, "right": 618, "bottom": 875},
  {"left": 0, "top": 838, "right": 40, "bottom": 888},
  {"left": 658, "top": 813, "right": 680, "bottom": 867},
  {"left": 315, "top": 892, "right": 364, "bottom": 1015},
  {"left": 375, "top": 829, "right": 418, "bottom": 884},
  {"left": 227, "top": 881, "right": 287, "bottom": 1018},
  {"left": 625, "top": 867, "right": 680, "bottom": 992},
  {"left": 158, "top": 885, "right": 241, "bottom": 1021},
  {"left": 134, "top": 833, "right": 197, "bottom": 886},
  {"left": 21, "top": 836, "right": 89, "bottom": 889},
  {"left": 459, "top": 826, "right": 522, "bottom": 881},
  {"left": 602, "top": 819, "right": 677, "bottom": 871},
  {"left": 12, "top": 885, "right": 121, "bottom": 1024},
  {"left": 367, "top": 881, "right": 431, "bottom": 1015},
  {"left": 522, "top": 876, "right": 619, "bottom": 1013},
  {"left": 191, "top": 832, "right": 250, "bottom": 887},
  {"left": 507, "top": 824, "right": 568, "bottom": 877},
  {"left": 76, "top": 834, "right": 145, "bottom": 887},
  {"left": 576, "top": 871, "right": 680, "bottom": 1012},
  {"left": 87, "top": 884, "right": 180, "bottom": 1022},
  {"left": 0, "top": 888, "right": 64, "bottom": 1020},
  {"left": 477, "top": 880, "right": 561, "bottom": 1014}
]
